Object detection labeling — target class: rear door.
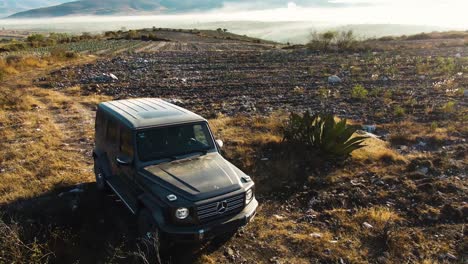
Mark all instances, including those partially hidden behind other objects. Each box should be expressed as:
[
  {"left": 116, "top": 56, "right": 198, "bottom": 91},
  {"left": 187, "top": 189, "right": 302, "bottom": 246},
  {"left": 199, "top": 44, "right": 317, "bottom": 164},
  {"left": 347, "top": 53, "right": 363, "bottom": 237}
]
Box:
[{"left": 106, "top": 118, "right": 138, "bottom": 214}]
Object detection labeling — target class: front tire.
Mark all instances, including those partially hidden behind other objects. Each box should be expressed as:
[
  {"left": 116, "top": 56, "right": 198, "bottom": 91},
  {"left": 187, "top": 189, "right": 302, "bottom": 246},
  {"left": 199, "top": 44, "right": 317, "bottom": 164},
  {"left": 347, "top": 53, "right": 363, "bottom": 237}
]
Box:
[{"left": 137, "top": 209, "right": 164, "bottom": 264}]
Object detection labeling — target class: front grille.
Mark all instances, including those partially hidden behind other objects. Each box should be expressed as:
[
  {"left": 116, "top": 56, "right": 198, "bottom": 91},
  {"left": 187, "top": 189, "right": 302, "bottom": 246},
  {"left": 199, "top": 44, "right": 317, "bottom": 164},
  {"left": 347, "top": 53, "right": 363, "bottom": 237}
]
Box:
[{"left": 196, "top": 193, "right": 245, "bottom": 222}]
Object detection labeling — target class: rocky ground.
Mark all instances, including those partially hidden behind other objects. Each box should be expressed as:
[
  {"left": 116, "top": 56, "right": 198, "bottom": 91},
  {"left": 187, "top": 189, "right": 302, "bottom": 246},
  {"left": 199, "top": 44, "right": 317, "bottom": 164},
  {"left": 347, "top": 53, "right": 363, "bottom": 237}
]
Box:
[{"left": 40, "top": 38, "right": 467, "bottom": 124}]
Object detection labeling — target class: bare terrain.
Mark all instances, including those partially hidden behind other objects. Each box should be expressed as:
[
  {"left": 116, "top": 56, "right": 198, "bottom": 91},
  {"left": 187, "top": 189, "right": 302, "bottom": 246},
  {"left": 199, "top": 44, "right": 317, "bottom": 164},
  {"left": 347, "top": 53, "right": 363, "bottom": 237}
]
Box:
[{"left": 0, "top": 29, "right": 467, "bottom": 264}]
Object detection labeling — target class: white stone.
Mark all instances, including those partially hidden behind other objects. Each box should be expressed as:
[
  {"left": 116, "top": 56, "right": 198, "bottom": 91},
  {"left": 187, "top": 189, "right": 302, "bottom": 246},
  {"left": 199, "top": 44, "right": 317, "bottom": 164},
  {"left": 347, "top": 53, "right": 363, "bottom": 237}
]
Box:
[{"left": 328, "top": 75, "right": 342, "bottom": 84}]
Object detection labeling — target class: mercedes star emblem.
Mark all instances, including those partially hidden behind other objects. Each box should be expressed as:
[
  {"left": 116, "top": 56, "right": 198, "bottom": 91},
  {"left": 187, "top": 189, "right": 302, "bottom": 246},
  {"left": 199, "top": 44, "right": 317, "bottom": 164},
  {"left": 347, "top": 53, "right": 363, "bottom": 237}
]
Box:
[{"left": 216, "top": 200, "right": 228, "bottom": 214}]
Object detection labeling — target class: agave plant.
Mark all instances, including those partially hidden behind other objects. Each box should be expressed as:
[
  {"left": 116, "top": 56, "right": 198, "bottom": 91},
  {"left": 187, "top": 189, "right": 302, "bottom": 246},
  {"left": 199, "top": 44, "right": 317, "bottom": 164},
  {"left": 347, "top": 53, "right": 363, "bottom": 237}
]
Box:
[{"left": 283, "top": 111, "right": 368, "bottom": 158}]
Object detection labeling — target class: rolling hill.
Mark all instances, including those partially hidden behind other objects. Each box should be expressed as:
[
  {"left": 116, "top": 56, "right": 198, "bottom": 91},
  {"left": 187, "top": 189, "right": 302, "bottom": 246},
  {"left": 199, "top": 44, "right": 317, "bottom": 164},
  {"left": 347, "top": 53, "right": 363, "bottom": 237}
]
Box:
[
  {"left": 7, "top": 0, "right": 337, "bottom": 18},
  {"left": 7, "top": 0, "right": 231, "bottom": 18},
  {"left": 0, "top": 0, "right": 70, "bottom": 17}
]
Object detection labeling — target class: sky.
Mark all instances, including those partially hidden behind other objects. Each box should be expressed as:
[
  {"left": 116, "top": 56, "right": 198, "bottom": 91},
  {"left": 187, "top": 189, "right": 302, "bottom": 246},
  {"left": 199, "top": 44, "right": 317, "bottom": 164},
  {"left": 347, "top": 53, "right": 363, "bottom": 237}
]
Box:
[
  {"left": 214, "top": 0, "right": 468, "bottom": 28},
  {"left": 1, "top": 0, "right": 467, "bottom": 28}
]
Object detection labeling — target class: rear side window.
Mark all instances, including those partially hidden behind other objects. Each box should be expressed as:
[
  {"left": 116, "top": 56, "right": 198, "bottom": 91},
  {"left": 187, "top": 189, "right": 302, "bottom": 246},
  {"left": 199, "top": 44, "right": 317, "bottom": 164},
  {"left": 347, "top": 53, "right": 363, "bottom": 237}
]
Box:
[
  {"left": 120, "top": 128, "right": 134, "bottom": 156},
  {"left": 95, "top": 110, "right": 105, "bottom": 137},
  {"left": 106, "top": 119, "right": 119, "bottom": 145}
]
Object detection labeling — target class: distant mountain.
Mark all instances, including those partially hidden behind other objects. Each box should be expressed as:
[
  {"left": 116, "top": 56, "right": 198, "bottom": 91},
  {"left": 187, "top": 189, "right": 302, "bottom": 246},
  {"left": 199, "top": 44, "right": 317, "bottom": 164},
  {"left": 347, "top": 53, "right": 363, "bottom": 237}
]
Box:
[
  {"left": 0, "top": 0, "right": 70, "bottom": 17},
  {"left": 7, "top": 0, "right": 338, "bottom": 18}
]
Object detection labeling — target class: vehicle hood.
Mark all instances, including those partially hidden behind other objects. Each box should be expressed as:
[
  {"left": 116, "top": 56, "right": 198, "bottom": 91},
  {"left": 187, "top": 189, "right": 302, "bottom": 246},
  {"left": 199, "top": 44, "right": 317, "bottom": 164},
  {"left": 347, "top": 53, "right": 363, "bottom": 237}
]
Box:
[{"left": 142, "top": 153, "right": 245, "bottom": 200}]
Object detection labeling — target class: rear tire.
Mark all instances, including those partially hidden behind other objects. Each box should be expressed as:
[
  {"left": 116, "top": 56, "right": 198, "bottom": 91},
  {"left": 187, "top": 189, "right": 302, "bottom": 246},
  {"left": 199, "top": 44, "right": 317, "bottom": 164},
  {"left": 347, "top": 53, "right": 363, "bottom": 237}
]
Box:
[
  {"left": 94, "top": 160, "right": 108, "bottom": 192},
  {"left": 137, "top": 209, "right": 164, "bottom": 264}
]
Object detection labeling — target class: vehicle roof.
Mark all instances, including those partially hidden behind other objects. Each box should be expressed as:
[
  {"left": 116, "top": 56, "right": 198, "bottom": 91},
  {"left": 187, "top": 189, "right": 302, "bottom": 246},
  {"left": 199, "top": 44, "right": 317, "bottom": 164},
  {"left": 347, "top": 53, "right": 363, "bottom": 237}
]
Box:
[{"left": 98, "top": 98, "right": 206, "bottom": 129}]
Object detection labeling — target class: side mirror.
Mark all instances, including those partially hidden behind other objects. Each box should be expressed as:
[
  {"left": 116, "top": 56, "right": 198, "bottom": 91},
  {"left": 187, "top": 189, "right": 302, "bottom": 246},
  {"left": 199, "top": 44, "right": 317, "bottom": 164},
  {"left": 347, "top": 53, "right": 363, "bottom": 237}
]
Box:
[
  {"left": 216, "top": 139, "right": 224, "bottom": 149},
  {"left": 116, "top": 155, "right": 133, "bottom": 166}
]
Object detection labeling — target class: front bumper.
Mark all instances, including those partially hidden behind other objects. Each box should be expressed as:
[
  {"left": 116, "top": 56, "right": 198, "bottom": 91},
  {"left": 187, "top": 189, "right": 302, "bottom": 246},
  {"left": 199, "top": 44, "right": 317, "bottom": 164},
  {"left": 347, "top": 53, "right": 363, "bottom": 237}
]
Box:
[{"left": 159, "top": 198, "right": 258, "bottom": 243}]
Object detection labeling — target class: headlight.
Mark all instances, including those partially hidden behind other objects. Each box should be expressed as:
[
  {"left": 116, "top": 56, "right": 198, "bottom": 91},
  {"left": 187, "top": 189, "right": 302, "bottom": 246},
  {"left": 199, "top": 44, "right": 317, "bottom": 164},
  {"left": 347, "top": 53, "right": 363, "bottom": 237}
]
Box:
[
  {"left": 175, "top": 207, "right": 189, "bottom": 219},
  {"left": 245, "top": 188, "right": 254, "bottom": 204}
]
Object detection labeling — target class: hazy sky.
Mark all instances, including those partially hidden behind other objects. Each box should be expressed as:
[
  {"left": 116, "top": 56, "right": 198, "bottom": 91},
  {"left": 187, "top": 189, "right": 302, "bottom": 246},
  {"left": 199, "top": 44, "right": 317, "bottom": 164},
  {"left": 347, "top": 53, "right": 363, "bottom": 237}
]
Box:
[
  {"left": 216, "top": 0, "right": 468, "bottom": 28},
  {"left": 1, "top": 0, "right": 467, "bottom": 28}
]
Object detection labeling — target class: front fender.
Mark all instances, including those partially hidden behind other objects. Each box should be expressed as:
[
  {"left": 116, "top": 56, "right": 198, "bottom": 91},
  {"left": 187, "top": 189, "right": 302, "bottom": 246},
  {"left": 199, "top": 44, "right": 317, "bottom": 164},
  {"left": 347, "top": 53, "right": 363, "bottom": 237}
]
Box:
[{"left": 138, "top": 193, "right": 167, "bottom": 226}]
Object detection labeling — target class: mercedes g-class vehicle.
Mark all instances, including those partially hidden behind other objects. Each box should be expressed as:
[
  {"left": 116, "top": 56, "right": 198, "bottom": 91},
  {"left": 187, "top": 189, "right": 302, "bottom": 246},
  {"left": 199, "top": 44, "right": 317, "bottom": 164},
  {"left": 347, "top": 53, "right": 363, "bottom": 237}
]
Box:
[{"left": 93, "top": 98, "right": 257, "bottom": 248}]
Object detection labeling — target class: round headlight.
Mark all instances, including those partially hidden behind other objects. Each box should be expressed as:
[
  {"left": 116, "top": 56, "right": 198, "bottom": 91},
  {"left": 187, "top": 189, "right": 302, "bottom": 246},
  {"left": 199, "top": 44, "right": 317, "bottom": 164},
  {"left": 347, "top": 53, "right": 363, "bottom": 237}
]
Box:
[
  {"left": 175, "top": 207, "right": 189, "bottom": 220},
  {"left": 245, "top": 189, "right": 254, "bottom": 204}
]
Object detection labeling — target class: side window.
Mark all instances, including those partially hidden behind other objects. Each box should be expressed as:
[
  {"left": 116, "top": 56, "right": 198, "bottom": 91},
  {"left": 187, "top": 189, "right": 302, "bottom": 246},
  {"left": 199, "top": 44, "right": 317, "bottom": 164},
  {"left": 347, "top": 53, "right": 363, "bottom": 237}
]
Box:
[
  {"left": 193, "top": 124, "right": 209, "bottom": 145},
  {"left": 106, "top": 119, "right": 119, "bottom": 145},
  {"left": 120, "top": 128, "right": 134, "bottom": 156}
]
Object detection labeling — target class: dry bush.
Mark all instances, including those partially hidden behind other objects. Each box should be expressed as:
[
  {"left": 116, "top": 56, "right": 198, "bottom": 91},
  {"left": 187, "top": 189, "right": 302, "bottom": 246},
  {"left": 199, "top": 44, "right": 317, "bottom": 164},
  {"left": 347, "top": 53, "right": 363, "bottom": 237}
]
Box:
[
  {"left": 352, "top": 136, "right": 406, "bottom": 164},
  {"left": 354, "top": 206, "right": 401, "bottom": 230},
  {"left": 307, "top": 30, "right": 368, "bottom": 52},
  {"left": 0, "top": 218, "right": 52, "bottom": 263}
]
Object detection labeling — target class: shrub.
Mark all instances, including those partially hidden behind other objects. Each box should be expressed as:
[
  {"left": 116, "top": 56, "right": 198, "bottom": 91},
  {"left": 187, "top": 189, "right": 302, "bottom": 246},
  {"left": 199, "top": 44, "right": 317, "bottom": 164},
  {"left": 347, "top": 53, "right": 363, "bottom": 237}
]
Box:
[
  {"left": 405, "top": 33, "right": 431, "bottom": 40},
  {"left": 5, "top": 55, "right": 22, "bottom": 65},
  {"left": 26, "top": 33, "right": 46, "bottom": 43},
  {"left": 442, "top": 101, "right": 456, "bottom": 113},
  {"left": 436, "top": 57, "right": 457, "bottom": 75},
  {"left": 65, "top": 51, "right": 78, "bottom": 59},
  {"left": 0, "top": 218, "right": 51, "bottom": 263},
  {"left": 394, "top": 105, "right": 406, "bottom": 117},
  {"left": 378, "top": 36, "right": 396, "bottom": 41},
  {"left": 282, "top": 112, "right": 367, "bottom": 158},
  {"left": 351, "top": 84, "right": 368, "bottom": 100},
  {"left": 308, "top": 30, "right": 366, "bottom": 52},
  {"left": 307, "top": 31, "right": 336, "bottom": 51},
  {"left": 336, "top": 30, "right": 358, "bottom": 50},
  {"left": 126, "top": 30, "right": 139, "bottom": 40},
  {"left": 50, "top": 48, "right": 78, "bottom": 60}
]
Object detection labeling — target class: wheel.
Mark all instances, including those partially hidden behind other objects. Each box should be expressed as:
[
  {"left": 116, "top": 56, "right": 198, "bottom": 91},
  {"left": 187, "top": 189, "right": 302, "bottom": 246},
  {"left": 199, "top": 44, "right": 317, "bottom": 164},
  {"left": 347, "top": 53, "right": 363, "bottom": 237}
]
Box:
[
  {"left": 137, "top": 209, "right": 164, "bottom": 264},
  {"left": 94, "top": 160, "right": 108, "bottom": 192}
]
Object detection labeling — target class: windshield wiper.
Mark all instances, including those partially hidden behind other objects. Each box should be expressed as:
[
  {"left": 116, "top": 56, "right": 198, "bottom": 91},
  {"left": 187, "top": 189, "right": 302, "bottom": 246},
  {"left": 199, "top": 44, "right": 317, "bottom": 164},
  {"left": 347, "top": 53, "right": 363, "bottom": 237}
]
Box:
[
  {"left": 154, "top": 148, "right": 210, "bottom": 164},
  {"left": 176, "top": 148, "right": 209, "bottom": 158},
  {"left": 156, "top": 156, "right": 178, "bottom": 164}
]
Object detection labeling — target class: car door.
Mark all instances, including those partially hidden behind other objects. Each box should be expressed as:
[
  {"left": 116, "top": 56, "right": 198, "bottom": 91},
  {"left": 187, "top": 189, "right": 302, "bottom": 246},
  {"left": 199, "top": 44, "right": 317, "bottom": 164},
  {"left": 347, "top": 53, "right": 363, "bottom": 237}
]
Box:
[{"left": 106, "top": 118, "right": 138, "bottom": 213}]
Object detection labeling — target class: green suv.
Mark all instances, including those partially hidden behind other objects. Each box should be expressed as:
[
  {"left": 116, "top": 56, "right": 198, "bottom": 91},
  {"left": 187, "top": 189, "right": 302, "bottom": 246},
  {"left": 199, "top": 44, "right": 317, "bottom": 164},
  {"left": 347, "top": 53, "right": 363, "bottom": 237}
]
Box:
[{"left": 93, "top": 98, "right": 257, "bottom": 250}]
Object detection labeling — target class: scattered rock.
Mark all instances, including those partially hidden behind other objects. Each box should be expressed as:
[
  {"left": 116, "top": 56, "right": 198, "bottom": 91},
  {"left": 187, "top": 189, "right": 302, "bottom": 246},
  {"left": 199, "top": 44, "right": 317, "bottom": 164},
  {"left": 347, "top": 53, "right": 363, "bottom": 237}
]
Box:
[
  {"left": 310, "top": 232, "right": 322, "bottom": 238},
  {"left": 109, "top": 73, "right": 118, "bottom": 81},
  {"left": 225, "top": 247, "right": 235, "bottom": 257},
  {"left": 362, "top": 222, "right": 373, "bottom": 229},
  {"left": 445, "top": 253, "right": 457, "bottom": 260},
  {"left": 269, "top": 256, "right": 281, "bottom": 264},
  {"left": 328, "top": 75, "right": 342, "bottom": 84},
  {"left": 362, "top": 125, "right": 376, "bottom": 133},
  {"left": 417, "top": 167, "right": 429, "bottom": 175},
  {"left": 273, "top": 214, "right": 286, "bottom": 221}
]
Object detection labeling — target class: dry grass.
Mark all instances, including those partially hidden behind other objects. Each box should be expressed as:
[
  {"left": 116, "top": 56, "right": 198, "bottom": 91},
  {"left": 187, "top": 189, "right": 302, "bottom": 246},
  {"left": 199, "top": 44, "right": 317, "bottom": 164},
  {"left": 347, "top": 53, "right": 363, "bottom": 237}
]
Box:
[
  {"left": 0, "top": 217, "right": 52, "bottom": 263},
  {"left": 0, "top": 55, "right": 108, "bottom": 204},
  {"left": 354, "top": 206, "right": 402, "bottom": 230},
  {"left": 352, "top": 136, "right": 407, "bottom": 164}
]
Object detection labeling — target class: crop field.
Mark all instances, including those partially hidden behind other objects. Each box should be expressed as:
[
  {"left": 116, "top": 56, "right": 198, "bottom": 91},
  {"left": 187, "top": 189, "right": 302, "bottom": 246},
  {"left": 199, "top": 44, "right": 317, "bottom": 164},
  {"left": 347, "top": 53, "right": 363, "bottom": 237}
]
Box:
[{"left": 0, "top": 30, "right": 467, "bottom": 264}]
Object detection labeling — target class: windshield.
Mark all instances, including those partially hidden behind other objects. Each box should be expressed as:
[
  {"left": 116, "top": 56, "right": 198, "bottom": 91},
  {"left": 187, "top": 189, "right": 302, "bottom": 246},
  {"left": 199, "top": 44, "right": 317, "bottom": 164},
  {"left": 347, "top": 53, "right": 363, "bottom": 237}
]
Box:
[{"left": 137, "top": 122, "right": 216, "bottom": 162}]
